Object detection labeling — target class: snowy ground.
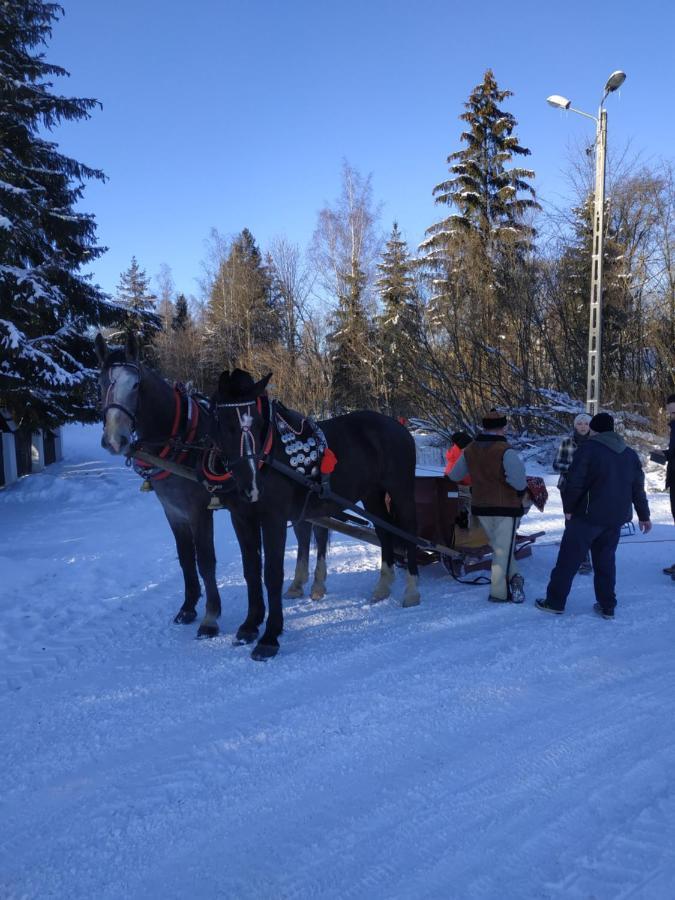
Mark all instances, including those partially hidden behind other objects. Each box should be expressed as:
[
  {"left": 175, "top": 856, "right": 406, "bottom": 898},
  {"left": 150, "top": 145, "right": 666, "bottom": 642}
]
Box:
[{"left": 2, "top": 424, "right": 675, "bottom": 900}]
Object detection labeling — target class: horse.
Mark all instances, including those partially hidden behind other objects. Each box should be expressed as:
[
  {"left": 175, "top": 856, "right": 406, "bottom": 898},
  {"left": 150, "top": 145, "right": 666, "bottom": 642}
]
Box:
[
  {"left": 209, "top": 368, "right": 421, "bottom": 660},
  {"left": 95, "top": 333, "right": 329, "bottom": 637}
]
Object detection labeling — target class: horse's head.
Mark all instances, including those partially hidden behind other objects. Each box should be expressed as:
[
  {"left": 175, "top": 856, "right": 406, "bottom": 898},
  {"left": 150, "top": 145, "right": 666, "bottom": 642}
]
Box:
[
  {"left": 210, "top": 368, "right": 273, "bottom": 503},
  {"left": 95, "top": 332, "right": 141, "bottom": 455}
]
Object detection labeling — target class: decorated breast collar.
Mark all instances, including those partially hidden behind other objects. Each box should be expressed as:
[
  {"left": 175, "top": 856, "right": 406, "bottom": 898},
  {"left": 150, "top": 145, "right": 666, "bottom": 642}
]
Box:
[{"left": 275, "top": 406, "right": 327, "bottom": 479}]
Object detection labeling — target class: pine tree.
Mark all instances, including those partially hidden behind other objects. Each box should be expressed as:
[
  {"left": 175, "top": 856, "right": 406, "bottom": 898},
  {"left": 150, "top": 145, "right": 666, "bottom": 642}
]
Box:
[
  {"left": 374, "top": 223, "right": 418, "bottom": 416},
  {"left": 115, "top": 256, "right": 157, "bottom": 340},
  {"left": 0, "top": 0, "right": 119, "bottom": 427}
]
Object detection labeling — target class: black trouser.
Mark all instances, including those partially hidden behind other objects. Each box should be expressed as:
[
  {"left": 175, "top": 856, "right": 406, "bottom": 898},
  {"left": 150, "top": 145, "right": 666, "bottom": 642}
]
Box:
[{"left": 546, "top": 518, "right": 621, "bottom": 612}]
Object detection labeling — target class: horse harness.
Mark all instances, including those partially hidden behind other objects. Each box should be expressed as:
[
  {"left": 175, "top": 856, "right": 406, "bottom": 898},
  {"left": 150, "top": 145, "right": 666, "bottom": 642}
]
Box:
[
  {"left": 132, "top": 384, "right": 202, "bottom": 484},
  {"left": 203, "top": 394, "right": 329, "bottom": 494}
]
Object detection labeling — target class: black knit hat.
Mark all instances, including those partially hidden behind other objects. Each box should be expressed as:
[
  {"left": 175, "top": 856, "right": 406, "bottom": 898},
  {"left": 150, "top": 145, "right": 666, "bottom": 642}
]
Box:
[
  {"left": 589, "top": 412, "right": 614, "bottom": 433},
  {"left": 452, "top": 431, "right": 472, "bottom": 449},
  {"left": 482, "top": 409, "right": 507, "bottom": 430}
]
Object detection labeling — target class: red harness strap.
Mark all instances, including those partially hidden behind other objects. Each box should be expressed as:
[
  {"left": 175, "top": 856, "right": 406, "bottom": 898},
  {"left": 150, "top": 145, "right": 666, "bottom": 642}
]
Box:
[{"left": 135, "top": 387, "right": 199, "bottom": 481}]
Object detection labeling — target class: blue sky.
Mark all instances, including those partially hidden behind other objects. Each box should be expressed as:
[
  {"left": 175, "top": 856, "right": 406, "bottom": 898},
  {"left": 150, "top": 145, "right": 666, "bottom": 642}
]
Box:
[{"left": 48, "top": 0, "right": 674, "bottom": 300}]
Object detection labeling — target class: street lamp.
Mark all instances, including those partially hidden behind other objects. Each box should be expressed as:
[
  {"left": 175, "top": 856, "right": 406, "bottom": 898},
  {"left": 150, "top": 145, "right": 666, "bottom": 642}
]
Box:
[{"left": 547, "top": 70, "right": 626, "bottom": 415}]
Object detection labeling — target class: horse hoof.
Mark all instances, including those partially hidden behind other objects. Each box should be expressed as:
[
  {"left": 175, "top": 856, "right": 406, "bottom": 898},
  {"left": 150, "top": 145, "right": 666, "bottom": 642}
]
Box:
[
  {"left": 233, "top": 626, "right": 259, "bottom": 645},
  {"left": 284, "top": 586, "right": 304, "bottom": 599},
  {"left": 310, "top": 590, "right": 325, "bottom": 601},
  {"left": 174, "top": 609, "right": 197, "bottom": 625},
  {"left": 369, "top": 593, "right": 390, "bottom": 604},
  {"left": 402, "top": 593, "right": 421, "bottom": 608},
  {"left": 197, "top": 622, "right": 219, "bottom": 639},
  {"left": 251, "top": 642, "right": 279, "bottom": 661}
]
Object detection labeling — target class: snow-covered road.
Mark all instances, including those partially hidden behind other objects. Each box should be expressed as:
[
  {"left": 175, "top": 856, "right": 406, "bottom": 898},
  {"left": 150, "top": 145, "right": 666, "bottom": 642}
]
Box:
[{"left": 2, "top": 425, "right": 675, "bottom": 899}]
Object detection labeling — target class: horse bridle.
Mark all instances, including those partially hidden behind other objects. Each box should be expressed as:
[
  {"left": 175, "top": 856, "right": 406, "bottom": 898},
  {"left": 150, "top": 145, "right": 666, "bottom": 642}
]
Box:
[
  {"left": 102, "top": 362, "right": 141, "bottom": 430},
  {"left": 212, "top": 395, "right": 274, "bottom": 478}
]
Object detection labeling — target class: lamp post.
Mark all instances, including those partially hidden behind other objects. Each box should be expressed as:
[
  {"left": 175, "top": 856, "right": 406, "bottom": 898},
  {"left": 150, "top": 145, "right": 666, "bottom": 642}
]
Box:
[{"left": 547, "top": 70, "right": 626, "bottom": 415}]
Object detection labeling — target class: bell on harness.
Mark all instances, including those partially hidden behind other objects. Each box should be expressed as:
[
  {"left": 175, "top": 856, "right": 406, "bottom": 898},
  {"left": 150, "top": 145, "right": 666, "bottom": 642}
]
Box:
[
  {"left": 207, "top": 495, "right": 224, "bottom": 510},
  {"left": 140, "top": 479, "right": 153, "bottom": 493}
]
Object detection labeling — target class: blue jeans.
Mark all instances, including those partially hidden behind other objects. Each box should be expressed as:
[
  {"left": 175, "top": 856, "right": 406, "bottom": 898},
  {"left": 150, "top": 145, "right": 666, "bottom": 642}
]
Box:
[{"left": 546, "top": 518, "right": 621, "bottom": 612}]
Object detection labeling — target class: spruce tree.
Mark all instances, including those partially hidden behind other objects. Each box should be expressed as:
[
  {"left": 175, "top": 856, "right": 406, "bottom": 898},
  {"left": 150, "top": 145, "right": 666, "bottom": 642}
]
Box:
[
  {"left": 416, "top": 70, "right": 541, "bottom": 421},
  {"left": 172, "top": 293, "right": 190, "bottom": 331},
  {"left": 424, "top": 69, "right": 539, "bottom": 257},
  {"left": 555, "top": 195, "right": 628, "bottom": 395},
  {"left": 203, "top": 228, "right": 281, "bottom": 377},
  {"left": 115, "top": 256, "right": 157, "bottom": 340},
  {"left": 328, "top": 262, "right": 375, "bottom": 413},
  {"left": 0, "top": 0, "right": 118, "bottom": 427},
  {"left": 374, "top": 223, "right": 417, "bottom": 416}
]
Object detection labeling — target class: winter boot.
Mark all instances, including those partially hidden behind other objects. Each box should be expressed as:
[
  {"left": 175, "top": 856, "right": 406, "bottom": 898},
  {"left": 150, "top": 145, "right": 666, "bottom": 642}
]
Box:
[
  {"left": 535, "top": 599, "right": 564, "bottom": 615},
  {"left": 509, "top": 574, "right": 525, "bottom": 603},
  {"left": 593, "top": 602, "right": 614, "bottom": 620}
]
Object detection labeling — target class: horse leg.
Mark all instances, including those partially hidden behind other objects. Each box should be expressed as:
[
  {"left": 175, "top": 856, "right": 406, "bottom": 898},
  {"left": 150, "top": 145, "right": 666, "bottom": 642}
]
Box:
[
  {"left": 252, "top": 514, "right": 287, "bottom": 661},
  {"left": 286, "top": 521, "right": 311, "bottom": 598},
  {"left": 389, "top": 492, "right": 421, "bottom": 608},
  {"left": 365, "top": 492, "right": 397, "bottom": 603},
  {"left": 231, "top": 510, "right": 265, "bottom": 645},
  {"left": 194, "top": 510, "right": 222, "bottom": 638},
  {"left": 168, "top": 517, "right": 201, "bottom": 625},
  {"left": 309, "top": 524, "right": 329, "bottom": 601}
]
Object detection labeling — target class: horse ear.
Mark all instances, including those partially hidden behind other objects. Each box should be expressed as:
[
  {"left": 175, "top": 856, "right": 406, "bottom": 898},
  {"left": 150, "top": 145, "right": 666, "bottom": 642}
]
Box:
[
  {"left": 254, "top": 373, "right": 273, "bottom": 396},
  {"left": 94, "top": 333, "right": 107, "bottom": 365},
  {"left": 125, "top": 332, "right": 139, "bottom": 363},
  {"left": 217, "top": 371, "right": 231, "bottom": 398}
]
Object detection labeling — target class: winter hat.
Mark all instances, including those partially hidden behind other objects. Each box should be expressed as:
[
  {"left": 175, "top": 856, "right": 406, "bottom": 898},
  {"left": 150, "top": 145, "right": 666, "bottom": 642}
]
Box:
[
  {"left": 452, "top": 431, "right": 472, "bottom": 449},
  {"left": 573, "top": 413, "right": 592, "bottom": 428},
  {"left": 482, "top": 409, "right": 507, "bottom": 430},
  {"left": 589, "top": 412, "right": 614, "bottom": 433}
]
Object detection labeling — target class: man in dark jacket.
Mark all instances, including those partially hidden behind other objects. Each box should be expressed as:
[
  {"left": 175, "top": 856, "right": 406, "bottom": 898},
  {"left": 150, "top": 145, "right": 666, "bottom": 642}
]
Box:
[
  {"left": 536, "top": 412, "right": 651, "bottom": 619},
  {"left": 664, "top": 394, "right": 675, "bottom": 578}
]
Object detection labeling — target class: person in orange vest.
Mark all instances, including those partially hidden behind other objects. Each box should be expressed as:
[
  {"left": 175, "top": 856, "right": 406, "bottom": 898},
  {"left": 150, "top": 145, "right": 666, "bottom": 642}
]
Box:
[{"left": 444, "top": 431, "right": 472, "bottom": 485}]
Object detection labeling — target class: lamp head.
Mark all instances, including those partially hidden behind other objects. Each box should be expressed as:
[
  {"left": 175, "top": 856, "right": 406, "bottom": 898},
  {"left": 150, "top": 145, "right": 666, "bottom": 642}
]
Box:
[
  {"left": 604, "top": 70, "right": 626, "bottom": 93},
  {"left": 547, "top": 95, "right": 571, "bottom": 110}
]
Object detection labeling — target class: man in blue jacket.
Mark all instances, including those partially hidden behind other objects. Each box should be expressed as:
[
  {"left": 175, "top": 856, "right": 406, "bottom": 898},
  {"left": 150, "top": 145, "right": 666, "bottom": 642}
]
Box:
[{"left": 536, "top": 412, "right": 651, "bottom": 619}]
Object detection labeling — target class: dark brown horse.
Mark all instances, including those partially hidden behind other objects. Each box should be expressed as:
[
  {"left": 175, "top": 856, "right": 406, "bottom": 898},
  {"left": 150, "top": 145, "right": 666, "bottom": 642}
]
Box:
[
  {"left": 95, "top": 334, "right": 328, "bottom": 637},
  {"left": 210, "top": 368, "right": 421, "bottom": 660}
]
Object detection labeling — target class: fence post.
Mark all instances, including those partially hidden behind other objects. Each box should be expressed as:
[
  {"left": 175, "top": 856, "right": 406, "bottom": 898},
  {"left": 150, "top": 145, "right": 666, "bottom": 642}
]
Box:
[{"left": 31, "top": 430, "right": 45, "bottom": 472}]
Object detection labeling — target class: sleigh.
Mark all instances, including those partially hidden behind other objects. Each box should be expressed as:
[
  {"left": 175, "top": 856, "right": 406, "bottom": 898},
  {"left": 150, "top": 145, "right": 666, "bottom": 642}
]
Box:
[{"left": 308, "top": 468, "right": 546, "bottom": 579}]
